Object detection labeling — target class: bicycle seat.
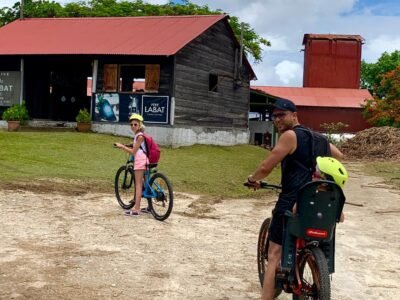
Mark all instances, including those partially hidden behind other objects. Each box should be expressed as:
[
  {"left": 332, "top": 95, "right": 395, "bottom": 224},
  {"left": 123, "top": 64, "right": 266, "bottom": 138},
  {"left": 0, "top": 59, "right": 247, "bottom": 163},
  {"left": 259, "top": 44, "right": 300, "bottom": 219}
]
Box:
[
  {"left": 286, "top": 180, "right": 345, "bottom": 241},
  {"left": 147, "top": 163, "right": 158, "bottom": 169}
]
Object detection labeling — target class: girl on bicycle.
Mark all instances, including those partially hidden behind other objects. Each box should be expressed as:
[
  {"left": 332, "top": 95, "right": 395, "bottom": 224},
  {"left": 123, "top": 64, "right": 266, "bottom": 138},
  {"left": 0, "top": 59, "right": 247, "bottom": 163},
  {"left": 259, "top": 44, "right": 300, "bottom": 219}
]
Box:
[{"left": 115, "top": 113, "right": 149, "bottom": 216}]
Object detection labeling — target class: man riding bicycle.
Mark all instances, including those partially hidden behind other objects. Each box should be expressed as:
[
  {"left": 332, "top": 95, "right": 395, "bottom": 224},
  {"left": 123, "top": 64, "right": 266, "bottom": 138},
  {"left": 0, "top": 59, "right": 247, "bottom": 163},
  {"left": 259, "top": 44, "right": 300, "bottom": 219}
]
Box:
[{"left": 246, "top": 98, "right": 344, "bottom": 300}]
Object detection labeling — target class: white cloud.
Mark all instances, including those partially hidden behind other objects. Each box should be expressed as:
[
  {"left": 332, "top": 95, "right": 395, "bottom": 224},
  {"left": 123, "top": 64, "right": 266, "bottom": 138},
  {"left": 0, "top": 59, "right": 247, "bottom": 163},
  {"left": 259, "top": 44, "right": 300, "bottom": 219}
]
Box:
[
  {"left": 264, "top": 35, "right": 289, "bottom": 52},
  {"left": 274, "top": 60, "right": 303, "bottom": 86},
  {"left": 251, "top": 60, "right": 277, "bottom": 86},
  {"left": 364, "top": 35, "right": 400, "bottom": 62}
]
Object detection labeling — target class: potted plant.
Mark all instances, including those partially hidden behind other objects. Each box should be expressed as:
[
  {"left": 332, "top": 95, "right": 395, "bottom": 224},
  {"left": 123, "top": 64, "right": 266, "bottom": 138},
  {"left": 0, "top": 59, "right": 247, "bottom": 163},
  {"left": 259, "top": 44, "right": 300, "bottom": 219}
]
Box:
[
  {"left": 2, "top": 101, "right": 29, "bottom": 131},
  {"left": 76, "top": 108, "right": 92, "bottom": 132}
]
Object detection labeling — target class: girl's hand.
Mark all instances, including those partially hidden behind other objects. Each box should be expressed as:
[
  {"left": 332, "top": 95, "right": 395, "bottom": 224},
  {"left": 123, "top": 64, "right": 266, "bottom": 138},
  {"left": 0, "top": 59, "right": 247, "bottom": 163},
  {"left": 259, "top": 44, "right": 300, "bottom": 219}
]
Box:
[{"left": 115, "top": 143, "right": 124, "bottom": 149}]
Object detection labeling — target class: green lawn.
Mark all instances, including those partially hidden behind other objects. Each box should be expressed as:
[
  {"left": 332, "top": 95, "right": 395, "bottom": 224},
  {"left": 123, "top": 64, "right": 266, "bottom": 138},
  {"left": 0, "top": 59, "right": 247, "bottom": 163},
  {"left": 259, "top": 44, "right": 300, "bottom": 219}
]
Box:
[{"left": 0, "top": 131, "right": 280, "bottom": 198}]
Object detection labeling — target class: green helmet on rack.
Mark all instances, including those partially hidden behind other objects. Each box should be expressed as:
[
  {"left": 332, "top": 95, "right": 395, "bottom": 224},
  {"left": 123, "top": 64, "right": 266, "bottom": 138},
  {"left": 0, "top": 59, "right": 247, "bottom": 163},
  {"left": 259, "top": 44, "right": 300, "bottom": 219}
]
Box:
[{"left": 316, "top": 156, "right": 348, "bottom": 188}]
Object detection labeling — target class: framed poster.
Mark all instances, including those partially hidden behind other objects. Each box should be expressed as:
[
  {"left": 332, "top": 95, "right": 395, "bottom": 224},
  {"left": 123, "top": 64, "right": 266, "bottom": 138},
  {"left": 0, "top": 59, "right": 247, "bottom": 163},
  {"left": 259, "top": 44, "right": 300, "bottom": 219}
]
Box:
[
  {"left": 119, "top": 94, "right": 142, "bottom": 122},
  {"left": 94, "top": 93, "right": 119, "bottom": 122},
  {"left": 0, "top": 71, "right": 21, "bottom": 106},
  {"left": 142, "top": 95, "right": 169, "bottom": 124}
]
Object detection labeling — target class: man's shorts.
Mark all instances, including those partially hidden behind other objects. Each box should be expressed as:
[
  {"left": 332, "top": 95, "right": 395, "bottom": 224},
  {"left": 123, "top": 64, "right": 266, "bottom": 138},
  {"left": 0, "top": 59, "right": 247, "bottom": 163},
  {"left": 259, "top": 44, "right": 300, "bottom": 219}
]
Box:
[{"left": 268, "top": 210, "right": 285, "bottom": 245}]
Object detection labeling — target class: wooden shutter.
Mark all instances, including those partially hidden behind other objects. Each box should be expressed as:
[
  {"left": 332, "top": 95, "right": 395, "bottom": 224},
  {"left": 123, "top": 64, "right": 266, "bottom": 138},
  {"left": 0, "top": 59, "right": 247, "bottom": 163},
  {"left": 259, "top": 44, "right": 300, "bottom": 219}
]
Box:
[
  {"left": 103, "top": 64, "right": 118, "bottom": 92},
  {"left": 145, "top": 64, "right": 160, "bottom": 92}
]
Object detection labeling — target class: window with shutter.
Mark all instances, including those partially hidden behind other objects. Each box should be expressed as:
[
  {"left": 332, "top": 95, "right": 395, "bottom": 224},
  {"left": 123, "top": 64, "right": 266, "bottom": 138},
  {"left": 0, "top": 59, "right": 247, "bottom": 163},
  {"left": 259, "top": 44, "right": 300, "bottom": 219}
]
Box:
[
  {"left": 145, "top": 64, "right": 160, "bottom": 92},
  {"left": 103, "top": 64, "right": 118, "bottom": 92}
]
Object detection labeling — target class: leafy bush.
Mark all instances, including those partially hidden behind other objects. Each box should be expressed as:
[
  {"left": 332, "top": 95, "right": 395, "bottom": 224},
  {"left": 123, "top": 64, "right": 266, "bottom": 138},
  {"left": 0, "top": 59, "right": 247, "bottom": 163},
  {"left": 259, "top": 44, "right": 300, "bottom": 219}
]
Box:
[
  {"left": 75, "top": 108, "right": 91, "bottom": 123},
  {"left": 2, "top": 101, "right": 29, "bottom": 124},
  {"left": 362, "top": 66, "right": 400, "bottom": 128}
]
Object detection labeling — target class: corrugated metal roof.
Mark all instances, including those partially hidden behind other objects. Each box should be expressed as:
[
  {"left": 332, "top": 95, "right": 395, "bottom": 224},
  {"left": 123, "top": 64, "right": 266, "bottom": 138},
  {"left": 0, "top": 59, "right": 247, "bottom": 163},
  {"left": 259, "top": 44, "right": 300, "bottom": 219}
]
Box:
[
  {"left": 0, "top": 15, "right": 227, "bottom": 55},
  {"left": 251, "top": 86, "right": 373, "bottom": 108},
  {"left": 303, "top": 33, "right": 364, "bottom": 45}
]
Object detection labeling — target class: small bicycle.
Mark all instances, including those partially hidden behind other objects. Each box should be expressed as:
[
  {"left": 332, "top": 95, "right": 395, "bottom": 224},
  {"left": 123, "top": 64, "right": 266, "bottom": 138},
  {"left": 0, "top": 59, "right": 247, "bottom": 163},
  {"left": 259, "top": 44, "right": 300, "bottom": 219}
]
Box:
[
  {"left": 248, "top": 180, "right": 345, "bottom": 300},
  {"left": 114, "top": 144, "right": 173, "bottom": 221}
]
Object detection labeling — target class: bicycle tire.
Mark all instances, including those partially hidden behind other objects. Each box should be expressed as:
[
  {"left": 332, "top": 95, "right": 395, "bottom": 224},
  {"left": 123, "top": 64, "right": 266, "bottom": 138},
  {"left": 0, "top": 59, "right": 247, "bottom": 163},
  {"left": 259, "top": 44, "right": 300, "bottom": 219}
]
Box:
[
  {"left": 148, "top": 172, "right": 173, "bottom": 221},
  {"left": 114, "top": 165, "right": 135, "bottom": 210},
  {"left": 257, "top": 217, "right": 282, "bottom": 298},
  {"left": 293, "top": 247, "right": 330, "bottom": 300}
]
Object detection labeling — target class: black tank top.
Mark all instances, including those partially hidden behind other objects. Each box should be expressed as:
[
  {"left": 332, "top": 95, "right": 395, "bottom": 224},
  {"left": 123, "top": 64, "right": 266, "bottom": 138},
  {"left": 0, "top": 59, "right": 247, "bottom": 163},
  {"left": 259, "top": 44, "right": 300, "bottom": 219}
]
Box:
[{"left": 278, "top": 125, "right": 313, "bottom": 208}]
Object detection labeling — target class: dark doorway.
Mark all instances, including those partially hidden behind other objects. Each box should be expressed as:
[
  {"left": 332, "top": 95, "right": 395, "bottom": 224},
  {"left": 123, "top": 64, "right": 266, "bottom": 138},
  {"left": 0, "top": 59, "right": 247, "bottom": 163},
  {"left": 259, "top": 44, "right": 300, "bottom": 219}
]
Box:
[
  {"left": 25, "top": 57, "right": 92, "bottom": 121},
  {"left": 50, "top": 65, "right": 91, "bottom": 121}
]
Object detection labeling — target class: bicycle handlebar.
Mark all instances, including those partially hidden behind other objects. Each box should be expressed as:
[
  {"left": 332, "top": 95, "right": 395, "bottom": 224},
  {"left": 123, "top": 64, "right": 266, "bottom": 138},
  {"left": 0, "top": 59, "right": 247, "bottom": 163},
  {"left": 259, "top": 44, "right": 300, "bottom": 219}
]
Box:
[
  {"left": 244, "top": 181, "right": 282, "bottom": 190},
  {"left": 113, "top": 143, "right": 133, "bottom": 148}
]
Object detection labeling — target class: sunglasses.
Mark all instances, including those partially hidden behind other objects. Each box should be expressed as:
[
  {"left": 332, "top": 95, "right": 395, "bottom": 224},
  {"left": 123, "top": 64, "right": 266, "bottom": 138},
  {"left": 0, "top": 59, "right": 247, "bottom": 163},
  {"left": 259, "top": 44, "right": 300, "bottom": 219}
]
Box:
[
  {"left": 130, "top": 123, "right": 139, "bottom": 127},
  {"left": 271, "top": 112, "right": 288, "bottom": 120}
]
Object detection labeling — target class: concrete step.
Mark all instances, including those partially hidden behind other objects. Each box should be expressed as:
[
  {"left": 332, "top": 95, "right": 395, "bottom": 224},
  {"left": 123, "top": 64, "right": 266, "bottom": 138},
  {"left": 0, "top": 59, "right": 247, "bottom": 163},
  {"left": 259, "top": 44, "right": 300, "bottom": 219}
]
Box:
[{"left": 19, "top": 126, "right": 76, "bottom": 132}]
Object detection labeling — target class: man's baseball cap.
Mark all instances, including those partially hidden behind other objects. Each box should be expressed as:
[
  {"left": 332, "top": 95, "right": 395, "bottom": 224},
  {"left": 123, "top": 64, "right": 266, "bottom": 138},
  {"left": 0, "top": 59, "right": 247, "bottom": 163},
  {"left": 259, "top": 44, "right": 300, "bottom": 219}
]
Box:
[{"left": 269, "top": 98, "right": 297, "bottom": 112}]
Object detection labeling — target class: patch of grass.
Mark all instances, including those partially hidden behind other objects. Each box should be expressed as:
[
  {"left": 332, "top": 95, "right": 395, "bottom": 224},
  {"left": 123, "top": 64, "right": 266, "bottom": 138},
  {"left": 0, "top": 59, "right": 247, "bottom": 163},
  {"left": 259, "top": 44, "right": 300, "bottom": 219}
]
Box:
[
  {"left": 362, "top": 161, "right": 400, "bottom": 190},
  {"left": 161, "top": 144, "right": 280, "bottom": 198},
  {"left": 0, "top": 132, "right": 280, "bottom": 198}
]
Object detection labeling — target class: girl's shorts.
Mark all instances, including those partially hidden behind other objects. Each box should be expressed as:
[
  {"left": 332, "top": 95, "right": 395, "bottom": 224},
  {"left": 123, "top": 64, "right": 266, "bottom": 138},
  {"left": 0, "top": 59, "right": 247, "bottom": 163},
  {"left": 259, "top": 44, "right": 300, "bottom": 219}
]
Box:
[{"left": 134, "top": 152, "right": 148, "bottom": 170}]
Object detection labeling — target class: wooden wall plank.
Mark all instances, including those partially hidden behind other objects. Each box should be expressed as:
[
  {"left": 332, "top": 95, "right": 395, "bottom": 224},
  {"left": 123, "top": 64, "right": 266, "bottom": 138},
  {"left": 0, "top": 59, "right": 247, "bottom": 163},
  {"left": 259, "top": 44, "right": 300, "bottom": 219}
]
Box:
[{"left": 174, "top": 20, "right": 250, "bottom": 128}]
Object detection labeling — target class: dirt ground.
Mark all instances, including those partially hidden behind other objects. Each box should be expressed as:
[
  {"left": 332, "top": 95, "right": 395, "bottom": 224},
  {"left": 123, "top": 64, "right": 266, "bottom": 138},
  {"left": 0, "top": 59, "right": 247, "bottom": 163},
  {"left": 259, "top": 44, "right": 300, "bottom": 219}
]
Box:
[{"left": 1, "top": 162, "right": 399, "bottom": 300}]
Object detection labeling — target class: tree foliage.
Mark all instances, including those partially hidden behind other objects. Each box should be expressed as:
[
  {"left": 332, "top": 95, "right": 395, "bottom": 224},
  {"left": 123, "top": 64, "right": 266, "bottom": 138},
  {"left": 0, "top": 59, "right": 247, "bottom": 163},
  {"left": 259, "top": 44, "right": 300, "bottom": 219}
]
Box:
[
  {"left": 361, "top": 50, "right": 400, "bottom": 98},
  {"left": 363, "top": 65, "right": 400, "bottom": 128},
  {"left": 0, "top": 0, "right": 270, "bottom": 62}
]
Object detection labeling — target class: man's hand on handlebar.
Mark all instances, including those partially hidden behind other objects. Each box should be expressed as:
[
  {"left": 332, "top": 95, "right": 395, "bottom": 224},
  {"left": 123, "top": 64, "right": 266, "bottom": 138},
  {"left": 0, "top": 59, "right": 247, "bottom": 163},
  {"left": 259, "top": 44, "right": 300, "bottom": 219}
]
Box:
[{"left": 244, "top": 176, "right": 261, "bottom": 190}]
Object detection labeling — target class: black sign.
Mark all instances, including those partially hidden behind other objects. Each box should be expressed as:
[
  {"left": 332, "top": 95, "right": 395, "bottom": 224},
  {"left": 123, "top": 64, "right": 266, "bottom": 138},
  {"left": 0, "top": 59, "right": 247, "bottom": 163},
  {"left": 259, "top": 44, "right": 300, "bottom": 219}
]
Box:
[
  {"left": 142, "top": 95, "right": 169, "bottom": 124},
  {"left": 0, "top": 71, "right": 21, "bottom": 106},
  {"left": 92, "top": 93, "right": 169, "bottom": 124}
]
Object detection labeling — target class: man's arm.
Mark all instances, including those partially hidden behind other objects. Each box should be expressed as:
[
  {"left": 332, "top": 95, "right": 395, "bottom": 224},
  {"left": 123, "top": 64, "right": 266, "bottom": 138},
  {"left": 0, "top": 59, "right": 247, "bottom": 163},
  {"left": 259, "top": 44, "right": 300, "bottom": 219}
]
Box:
[
  {"left": 248, "top": 130, "right": 297, "bottom": 182},
  {"left": 330, "top": 143, "right": 343, "bottom": 160}
]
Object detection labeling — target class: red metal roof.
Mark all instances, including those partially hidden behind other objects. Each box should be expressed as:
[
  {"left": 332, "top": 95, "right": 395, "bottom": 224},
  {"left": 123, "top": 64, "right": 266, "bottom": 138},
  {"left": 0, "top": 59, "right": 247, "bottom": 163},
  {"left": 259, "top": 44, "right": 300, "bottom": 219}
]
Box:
[
  {"left": 0, "top": 15, "right": 227, "bottom": 55},
  {"left": 251, "top": 86, "right": 373, "bottom": 108},
  {"left": 302, "top": 34, "right": 364, "bottom": 45}
]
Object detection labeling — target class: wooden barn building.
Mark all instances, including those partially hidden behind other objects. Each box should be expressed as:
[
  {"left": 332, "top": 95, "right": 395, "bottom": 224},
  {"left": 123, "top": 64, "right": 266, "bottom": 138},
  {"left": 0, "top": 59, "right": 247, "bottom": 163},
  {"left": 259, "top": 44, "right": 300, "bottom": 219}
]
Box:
[
  {"left": 249, "top": 34, "right": 372, "bottom": 146},
  {"left": 0, "top": 15, "right": 255, "bottom": 146}
]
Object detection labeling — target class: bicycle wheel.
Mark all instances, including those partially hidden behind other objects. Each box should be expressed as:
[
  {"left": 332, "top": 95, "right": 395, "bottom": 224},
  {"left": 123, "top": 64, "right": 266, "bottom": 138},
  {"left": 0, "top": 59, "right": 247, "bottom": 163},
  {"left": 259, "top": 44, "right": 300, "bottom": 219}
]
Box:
[
  {"left": 293, "top": 247, "right": 330, "bottom": 300},
  {"left": 114, "top": 165, "right": 135, "bottom": 210},
  {"left": 148, "top": 172, "right": 173, "bottom": 221},
  {"left": 257, "top": 217, "right": 283, "bottom": 298}
]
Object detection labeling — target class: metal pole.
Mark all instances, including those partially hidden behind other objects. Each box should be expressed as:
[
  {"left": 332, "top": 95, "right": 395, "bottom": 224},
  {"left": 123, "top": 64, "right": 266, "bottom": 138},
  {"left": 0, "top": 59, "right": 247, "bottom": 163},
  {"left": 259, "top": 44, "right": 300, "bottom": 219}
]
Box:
[
  {"left": 20, "top": 0, "right": 24, "bottom": 19},
  {"left": 90, "top": 60, "right": 98, "bottom": 119},
  {"left": 20, "top": 58, "right": 24, "bottom": 104},
  {"left": 239, "top": 22, "right": 244, "bottom": 78}
]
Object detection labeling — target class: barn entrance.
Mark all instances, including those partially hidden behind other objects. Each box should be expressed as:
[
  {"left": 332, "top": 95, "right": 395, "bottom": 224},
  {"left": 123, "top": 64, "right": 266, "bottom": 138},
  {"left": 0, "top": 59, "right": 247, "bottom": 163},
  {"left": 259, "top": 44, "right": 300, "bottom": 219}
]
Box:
[{"left": 24, "top": 56, "right": 92, "bottom": 122}]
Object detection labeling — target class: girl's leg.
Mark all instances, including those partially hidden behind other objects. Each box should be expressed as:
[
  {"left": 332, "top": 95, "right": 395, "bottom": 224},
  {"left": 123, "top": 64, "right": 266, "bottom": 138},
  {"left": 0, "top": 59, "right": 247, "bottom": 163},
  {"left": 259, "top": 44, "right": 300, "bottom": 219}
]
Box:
[{"left": 133, "top": 169, "right": 144, "bottom": 212}]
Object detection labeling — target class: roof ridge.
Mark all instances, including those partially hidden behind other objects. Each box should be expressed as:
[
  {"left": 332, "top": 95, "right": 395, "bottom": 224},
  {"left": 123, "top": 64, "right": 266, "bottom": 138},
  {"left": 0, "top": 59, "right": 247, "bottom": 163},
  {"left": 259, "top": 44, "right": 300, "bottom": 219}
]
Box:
[{"left": 20, "top": 15, "right": 226, "bottom": 21}]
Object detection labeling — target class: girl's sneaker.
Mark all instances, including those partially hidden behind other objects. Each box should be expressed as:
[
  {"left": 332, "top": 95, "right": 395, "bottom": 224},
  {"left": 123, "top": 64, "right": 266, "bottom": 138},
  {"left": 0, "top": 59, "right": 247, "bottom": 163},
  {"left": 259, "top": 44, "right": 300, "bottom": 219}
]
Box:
[{"left": 124, "top": 210, "right": 140, "bottom": 217}]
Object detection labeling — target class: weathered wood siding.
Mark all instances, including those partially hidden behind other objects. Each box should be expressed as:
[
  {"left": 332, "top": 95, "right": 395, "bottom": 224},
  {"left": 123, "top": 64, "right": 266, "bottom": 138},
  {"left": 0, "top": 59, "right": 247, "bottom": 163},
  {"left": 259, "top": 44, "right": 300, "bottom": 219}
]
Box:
[{"left": 174, "top": 21, "right": 250, "bottom": 128}]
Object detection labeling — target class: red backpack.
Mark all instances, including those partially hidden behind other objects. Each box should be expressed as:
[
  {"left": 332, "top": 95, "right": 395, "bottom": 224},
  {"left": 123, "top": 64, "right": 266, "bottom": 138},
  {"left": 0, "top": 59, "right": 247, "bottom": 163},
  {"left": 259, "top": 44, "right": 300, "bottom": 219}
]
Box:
[{"left": 139, "top": 133, "right": 160, "bottom": 164}]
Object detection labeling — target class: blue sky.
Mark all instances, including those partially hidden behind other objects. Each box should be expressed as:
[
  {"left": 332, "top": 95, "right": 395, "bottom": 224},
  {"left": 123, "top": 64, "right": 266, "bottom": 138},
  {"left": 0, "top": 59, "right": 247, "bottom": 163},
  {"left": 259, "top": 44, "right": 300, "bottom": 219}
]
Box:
[{"left": 2, "top": 0, "right": 400, "bottom": 86}]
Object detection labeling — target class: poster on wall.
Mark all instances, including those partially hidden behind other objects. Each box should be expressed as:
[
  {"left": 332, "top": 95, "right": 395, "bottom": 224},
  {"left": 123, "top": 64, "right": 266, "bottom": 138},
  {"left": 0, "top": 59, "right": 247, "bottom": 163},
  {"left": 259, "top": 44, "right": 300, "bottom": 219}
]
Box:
[
  {"left": 142, "top": 95, "right": 169, "bottom": 124},
  {"left": 0, "top": 71, "right": 21, "bottom": 106},
  {"left": 120, "top": 94, "right": 142, "bottom": 122},
  {"left": 92, "top": 93, "right": 169, "bottom": 124},
  {"left": 94, "top": 93, "right": 120, "bottom": 122}
]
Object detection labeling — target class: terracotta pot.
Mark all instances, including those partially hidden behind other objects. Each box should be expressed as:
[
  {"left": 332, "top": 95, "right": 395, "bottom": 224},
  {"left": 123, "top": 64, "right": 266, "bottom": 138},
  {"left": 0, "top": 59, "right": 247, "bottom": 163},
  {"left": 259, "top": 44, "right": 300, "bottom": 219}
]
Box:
[
  {"left": 77, "top": 122, "right": 91, "bottom": 132},
  {"left": 7, "top": 121, "right": 20, "bottom": 132}
]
